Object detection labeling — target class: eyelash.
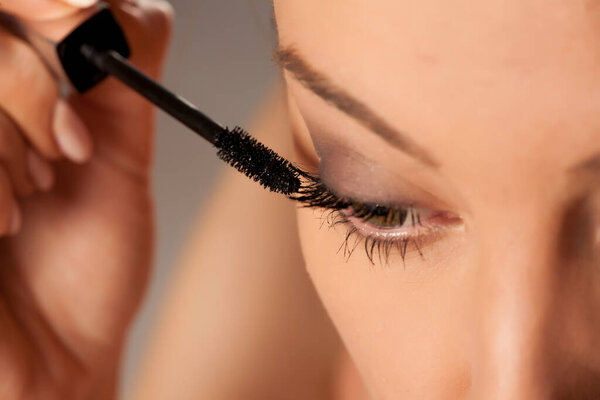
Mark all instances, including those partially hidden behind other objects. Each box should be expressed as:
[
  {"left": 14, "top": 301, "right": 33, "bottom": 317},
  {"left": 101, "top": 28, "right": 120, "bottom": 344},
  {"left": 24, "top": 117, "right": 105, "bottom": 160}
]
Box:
[{"left": 289, "top": 169, "right": 442, "bottom": 265}]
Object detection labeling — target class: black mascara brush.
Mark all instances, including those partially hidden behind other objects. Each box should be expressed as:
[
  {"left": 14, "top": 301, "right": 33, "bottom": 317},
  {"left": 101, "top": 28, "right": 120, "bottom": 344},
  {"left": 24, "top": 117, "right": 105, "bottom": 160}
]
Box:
[
  {"left": 80, "top": 45, "right": 302, "bottom": 195},
  {"left": 11, "top": 3, "right": 303, "bottom": 196}
]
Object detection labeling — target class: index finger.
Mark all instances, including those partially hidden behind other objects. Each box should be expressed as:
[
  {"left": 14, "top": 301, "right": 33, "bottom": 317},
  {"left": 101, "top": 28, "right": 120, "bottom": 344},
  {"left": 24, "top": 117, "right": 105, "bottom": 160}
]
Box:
[{"left": 0, "top": 0, "right": 96, "bottom": 21}]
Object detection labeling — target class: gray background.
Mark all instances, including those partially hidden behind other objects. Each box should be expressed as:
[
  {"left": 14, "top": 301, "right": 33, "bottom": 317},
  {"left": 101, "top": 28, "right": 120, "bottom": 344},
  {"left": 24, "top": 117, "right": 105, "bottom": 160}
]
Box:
[{"left": 119, "top": 0, "right": 277, "bottom": 397}]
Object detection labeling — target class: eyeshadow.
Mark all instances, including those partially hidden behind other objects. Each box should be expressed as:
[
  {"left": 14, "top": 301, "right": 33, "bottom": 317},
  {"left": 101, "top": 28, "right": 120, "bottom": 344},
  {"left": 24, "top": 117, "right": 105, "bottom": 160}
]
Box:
[
  {"left": 296, "top": 97, "right": 451, "bottom": 210},
  {"left": 312, "top": 133, "right": 440, "bottom": 208}
]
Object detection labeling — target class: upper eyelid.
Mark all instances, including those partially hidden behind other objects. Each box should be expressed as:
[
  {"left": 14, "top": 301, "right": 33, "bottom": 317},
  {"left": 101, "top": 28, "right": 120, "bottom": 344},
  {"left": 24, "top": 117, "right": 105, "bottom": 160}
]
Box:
[
  {"left": 293, "top": 171, "right": 420, "bottom": 213},
  {"left": 291, "top": 130, "right": 320, "bottom": 167},
  {"left": 317, "top": 175, "right": 422, "bottom": 210},
  {"left": 290, "top": 97, "right": 453, "bottom": 209},
  {"left": 274, "top": 45, "right": 440, "bottom": 168}
]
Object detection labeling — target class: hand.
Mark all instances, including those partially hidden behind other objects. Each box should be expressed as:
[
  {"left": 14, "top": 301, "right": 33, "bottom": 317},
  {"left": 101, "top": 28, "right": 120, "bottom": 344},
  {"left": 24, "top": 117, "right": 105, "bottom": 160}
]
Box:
[{"left": 0, "top": 1, "right": 172, "bottom": 398}]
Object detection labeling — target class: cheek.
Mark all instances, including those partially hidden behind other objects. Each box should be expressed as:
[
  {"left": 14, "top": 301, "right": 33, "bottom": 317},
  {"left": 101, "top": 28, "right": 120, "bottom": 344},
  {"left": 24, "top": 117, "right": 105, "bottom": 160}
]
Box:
[{"left": 296, "top": 207, "right": 472, "bottom": 398}]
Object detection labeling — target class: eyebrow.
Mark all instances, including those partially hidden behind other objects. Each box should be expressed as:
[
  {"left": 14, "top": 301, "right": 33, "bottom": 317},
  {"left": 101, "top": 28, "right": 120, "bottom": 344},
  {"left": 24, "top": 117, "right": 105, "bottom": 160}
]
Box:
[{"left": 273, "top": 46, "right": 439, "bottom": 168}]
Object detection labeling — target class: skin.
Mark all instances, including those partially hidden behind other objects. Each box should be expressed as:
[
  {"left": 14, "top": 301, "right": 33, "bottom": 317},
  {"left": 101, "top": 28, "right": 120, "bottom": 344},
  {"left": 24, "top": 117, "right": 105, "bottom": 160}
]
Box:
[
  {"left": 273, "top": 0, "right": 600, "bottom": 398},
  {"left": 4, "top": 0, "right": 600, "bottom": 399},
  {"left": 132, "top": 86, "right": 343, "bottom": 400}
]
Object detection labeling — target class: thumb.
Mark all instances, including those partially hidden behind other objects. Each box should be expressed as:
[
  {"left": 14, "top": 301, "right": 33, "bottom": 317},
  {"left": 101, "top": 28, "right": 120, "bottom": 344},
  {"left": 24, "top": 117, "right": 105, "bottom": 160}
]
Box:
[{"left": 0, "top": 0, "right": 97, "bottom": 21}]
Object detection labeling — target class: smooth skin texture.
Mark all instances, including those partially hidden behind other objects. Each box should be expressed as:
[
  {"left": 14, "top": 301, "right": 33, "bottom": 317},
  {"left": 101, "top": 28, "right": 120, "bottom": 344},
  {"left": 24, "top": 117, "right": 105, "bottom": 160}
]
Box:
[
  {"left": 0, "top": 0, "right": 172, "bottom": 398},
  {"left": 132, "top": 86, "right": 345, "bottom": 400},
  {"left": 4, "top": 0, "right": 600, "bottom": 399},
  {"left": 274, "top": 0, "right": 600, "bottom": 398}
]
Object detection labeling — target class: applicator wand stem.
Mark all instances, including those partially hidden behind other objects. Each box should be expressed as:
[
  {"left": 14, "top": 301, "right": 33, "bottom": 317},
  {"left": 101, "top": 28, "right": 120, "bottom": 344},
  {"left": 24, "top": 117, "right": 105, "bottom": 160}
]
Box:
[
  {"left": 80, "top": 44, "right": 223, "bottom": 144},
  {"left": 79, "top": 42, "right": 301, "bottom": 195},
  {"left": 0, "top": 5, "right": 302, "bottom": 195}
]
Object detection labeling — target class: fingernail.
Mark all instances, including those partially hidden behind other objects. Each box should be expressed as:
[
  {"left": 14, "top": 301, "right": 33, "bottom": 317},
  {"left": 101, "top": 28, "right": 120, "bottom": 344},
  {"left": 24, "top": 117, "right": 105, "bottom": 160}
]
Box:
[
  {"left": 57, "top": 0, "right": 97, "bottom": 7},
  {"left": 53, "top": 100, "right": 93, "bottom": 164},
  {"left": 9, "top": 204, "right": 21, "bottom": 235},
  {"left": 27, "top": 151, "right": 55, "bottom": 191}
]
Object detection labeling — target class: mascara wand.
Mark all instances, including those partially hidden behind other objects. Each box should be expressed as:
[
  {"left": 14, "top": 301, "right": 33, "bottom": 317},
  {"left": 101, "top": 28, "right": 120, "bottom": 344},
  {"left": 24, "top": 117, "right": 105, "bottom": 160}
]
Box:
[
  {"left": 80, "top": 45, "right": 302, "bottom": 196},
  {"left": 10, "top": 3, "right": 302, "bottom": 196}
]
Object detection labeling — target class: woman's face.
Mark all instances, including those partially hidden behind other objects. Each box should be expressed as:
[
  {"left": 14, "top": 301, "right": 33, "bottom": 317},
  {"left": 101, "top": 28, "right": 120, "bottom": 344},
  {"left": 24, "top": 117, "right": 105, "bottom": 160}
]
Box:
[{"left": 274, "top": 1, "right": 600, "bottom": 398}]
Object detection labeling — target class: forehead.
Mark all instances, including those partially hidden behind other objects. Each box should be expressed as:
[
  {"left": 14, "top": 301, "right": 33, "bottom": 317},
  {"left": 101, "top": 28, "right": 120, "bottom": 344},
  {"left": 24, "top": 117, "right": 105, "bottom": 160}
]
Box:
[{"left": 274, "top": 0, "right": 600, "bottom": 183}]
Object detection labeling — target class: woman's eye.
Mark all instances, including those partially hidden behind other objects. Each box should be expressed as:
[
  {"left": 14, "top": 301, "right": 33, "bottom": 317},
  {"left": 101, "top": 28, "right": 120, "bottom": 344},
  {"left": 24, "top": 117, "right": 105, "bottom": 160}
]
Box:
[
  {"left": 343, "top": 201, "right": 436, "bottom": 235},
  {"left": 289, "top": 172, "right": 462, "bottom": 265},
  {"left": 335, "top": 200, "right": 461, "bottom": 265},
  {"left": 348, "top": 202, "right": 412, "bottom": 229}
]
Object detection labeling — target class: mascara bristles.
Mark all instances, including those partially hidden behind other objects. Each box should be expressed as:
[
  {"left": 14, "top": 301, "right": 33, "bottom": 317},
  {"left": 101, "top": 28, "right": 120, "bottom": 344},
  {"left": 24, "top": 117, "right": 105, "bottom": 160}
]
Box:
[
  {"left": 215, "top": 126, "right": 302, "bottom": 195},
  {"left": 288, "top": 172, "right": 349, "bottom": 210}
]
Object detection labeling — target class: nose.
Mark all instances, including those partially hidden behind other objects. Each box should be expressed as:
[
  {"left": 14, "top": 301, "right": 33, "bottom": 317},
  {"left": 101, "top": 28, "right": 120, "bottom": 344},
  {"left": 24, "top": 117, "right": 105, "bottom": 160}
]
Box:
[{"left": 468, "top": 204, "right": 600, "bottom": 399}]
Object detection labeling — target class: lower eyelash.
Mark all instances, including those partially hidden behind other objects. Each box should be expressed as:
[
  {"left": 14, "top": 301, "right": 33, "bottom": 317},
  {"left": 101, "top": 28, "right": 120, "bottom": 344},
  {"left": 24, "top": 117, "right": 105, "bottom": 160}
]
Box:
[
  {"left": 323, "top": 208, "right": 424, "bottom": 266},
  {"left": 289, "top": 169, "right": 426, "bottom": 265}
]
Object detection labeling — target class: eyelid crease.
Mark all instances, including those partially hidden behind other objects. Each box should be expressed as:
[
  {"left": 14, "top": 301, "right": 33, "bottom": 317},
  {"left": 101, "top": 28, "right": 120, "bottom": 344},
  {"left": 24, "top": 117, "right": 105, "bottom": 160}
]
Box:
[
  {"left": 291, "top": 126, "right": 320, "bottom": 168},
  {"left": 291, "top": 168, "right": 429, "bottom": 215},
  {"left": 305, "top": 131, "right": 453, "bottom": 210}
]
